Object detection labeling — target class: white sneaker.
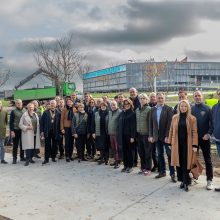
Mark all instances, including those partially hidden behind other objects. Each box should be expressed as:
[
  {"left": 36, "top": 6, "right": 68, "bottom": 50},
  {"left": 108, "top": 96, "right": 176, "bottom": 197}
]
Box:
[{"left": 207, "top": 180, "right": 214, "bottom": 190}]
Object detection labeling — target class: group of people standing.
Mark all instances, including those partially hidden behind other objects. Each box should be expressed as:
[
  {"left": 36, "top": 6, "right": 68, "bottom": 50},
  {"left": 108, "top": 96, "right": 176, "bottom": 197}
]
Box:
[{"left": 0, "top": 87, "right": 220, "bottom": 192}]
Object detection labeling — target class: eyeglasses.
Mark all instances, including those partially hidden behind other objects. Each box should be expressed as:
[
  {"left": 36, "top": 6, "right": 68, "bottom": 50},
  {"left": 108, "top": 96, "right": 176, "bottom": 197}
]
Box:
[
  {"left": 140, "top": 98, "right": 146, "bottom": 100},
  {"left": 124, "top": 103, "right": 130, "bottom": 106}
]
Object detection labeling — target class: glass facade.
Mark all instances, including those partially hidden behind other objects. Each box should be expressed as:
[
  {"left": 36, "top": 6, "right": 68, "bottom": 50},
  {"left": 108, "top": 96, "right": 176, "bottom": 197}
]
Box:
[{"left": 83, "top": 62, "right": 220, "bottom": 92}]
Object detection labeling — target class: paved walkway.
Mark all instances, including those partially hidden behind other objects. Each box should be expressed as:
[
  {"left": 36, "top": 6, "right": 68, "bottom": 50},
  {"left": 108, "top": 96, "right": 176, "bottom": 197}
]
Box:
[{"left": 0, "top": 153, "right": 220, "bottom": 220}]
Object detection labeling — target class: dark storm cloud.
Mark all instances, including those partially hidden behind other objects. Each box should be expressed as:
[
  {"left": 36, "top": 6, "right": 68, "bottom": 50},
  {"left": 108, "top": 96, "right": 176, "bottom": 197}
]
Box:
[
  {"left": 14, "top": 1, "right": 220, "bottom": 53},
  {"left": 185, "top": 49, "right": 220, "bottom": 60},
  {"left": 69, "top": 0, "right": 220, "bottom": 46}
]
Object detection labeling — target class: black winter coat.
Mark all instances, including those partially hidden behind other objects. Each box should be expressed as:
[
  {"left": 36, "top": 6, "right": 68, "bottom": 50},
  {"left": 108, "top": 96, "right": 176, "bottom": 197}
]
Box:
[
  {"left": 40, "top": 109, "right": 61, "bottom": 140},
  {"left": 118, "top": 109, "right": 136, "bottom": 145}
]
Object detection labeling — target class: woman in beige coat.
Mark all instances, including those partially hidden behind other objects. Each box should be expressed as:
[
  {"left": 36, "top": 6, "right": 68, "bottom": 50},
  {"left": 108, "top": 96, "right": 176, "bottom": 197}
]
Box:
[
  {"left": 169, "top": 100, "right": 198, "bottom": 191},
  {"left": 19, "top": 102, "right": 41, "bottom": 166}
]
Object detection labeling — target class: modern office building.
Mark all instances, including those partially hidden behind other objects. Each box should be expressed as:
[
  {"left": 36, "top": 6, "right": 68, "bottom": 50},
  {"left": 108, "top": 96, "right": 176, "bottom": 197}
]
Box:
[{"left": 83, "top": 61, "right": 220, "bottom": 92}]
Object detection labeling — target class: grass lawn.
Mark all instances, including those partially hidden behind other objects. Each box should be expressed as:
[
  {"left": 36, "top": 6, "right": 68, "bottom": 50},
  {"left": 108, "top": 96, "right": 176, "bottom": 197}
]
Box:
[{"left": 0, "top": 100, "right": 10, "bottom": 107}]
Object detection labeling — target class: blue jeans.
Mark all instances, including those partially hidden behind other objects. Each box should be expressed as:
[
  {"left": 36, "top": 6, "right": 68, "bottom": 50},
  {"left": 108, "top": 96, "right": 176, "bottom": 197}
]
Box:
[
  {"left": 25, "top": 149, "right": 34, "bottom": 161},
  {"left": 0, "top": 138, "right": 5, "bottom": 161},
  {"left": 216, "top": 141, "right": 220, "bottom": 157},
  {"left": 156, "top": 140, "right": 175, "bottom": 176}
]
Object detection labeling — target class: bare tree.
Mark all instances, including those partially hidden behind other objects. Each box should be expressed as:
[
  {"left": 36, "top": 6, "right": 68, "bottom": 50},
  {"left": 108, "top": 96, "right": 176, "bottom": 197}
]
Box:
[
  {"left": 0, "top": 69, "right": 10, "bottom": 88},
  {"left": 33, "top": 34, "right": 88, "bottom": 95},
  {"left": 144, "top": 59, "right": 166, "bottom": 91}
]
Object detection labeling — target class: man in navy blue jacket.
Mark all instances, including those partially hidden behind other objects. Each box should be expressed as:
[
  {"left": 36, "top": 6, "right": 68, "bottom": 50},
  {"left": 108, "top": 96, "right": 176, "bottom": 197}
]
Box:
[
  {"left": 191, "top": 90, "right": 213, "bottom": 190},
  {"left": 41, "top": 100, "right": 61, "bottom": 165},
  {"left": 212, "top": 89, "right": 220, "bottom": 192}
]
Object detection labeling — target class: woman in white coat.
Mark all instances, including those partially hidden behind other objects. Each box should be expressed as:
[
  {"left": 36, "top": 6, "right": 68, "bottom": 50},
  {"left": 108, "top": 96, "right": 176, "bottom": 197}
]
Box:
[{"left": 19, "top": 102, "right": 41, "bottom": 166}]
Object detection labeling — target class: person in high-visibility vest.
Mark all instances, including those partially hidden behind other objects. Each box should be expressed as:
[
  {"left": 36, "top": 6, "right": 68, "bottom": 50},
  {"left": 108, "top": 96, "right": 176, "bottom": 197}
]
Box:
[{"left": 205, "top": 94, "right": 218, "bottom": 108}]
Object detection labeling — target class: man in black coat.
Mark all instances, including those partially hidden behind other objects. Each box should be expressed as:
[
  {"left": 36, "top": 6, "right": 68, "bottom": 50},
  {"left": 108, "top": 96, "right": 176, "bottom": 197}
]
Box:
[
  {"left": 129, "top": 87, "right": 140, "bottom": 167},
  {"left": 149, "top": 92, "right": 176, "bottom": 182},
  {"left": 41, "top": 100, "right": 61, "bottom": 164},
  {"left": 191, "top": 90, "right": 214, "bottom": 190}
]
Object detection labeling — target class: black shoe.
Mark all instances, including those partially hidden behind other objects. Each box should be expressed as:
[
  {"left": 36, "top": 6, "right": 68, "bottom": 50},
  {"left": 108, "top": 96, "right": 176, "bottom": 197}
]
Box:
[
  {"left": 98, "top": 160, "right": 104, "bottom": 165},
  {"left": 105, "top": 161, "right": 108, "bottom": 165},
  {"left": 171, "top": 175, "right": 177, "bottom": 183},
  {"left": 66, "top": 158, "right": 70, "bottom": 162},
  {"left": 155, "top": 173, "right": 166, "bottom": 179},
  {"left": 42, "top": 160, "right": 49, "bottom": 165},
  {"left": 78, "top": 159, "right": 81, "bottom": 163},
  {"left": 1, "top": 160, "right": 8, "bottom": 164},
  {"left": 184, "top": 184, "right": 189, "bottom": 192},
  {"left": 121, "top": 167, "right": 127, "bottom": 172},
  {"left": 12, "top": 158, "right": 17, "bottom": 164},
  {"left": 30, "top": 159, "right": 35, "bottom": 164},
  {"left": 20, "top": 158, "right": 26, "bottom": 162},
  {"left": 114, "top": 163, "right": 120, "bottom": 169},
  {"left": 24, "top": 161, "right": 29, "bottom": 166},
  {"left": 70, "top": 157, "right": 74, "bottom": 161},
  {"left": 215, "top": 188, "right": 220, "bottom": 192},
  {"left": 151, "top": 166, "right": 158, "bottom": 172},
  {"left": 52, "top": 158, "right": 56, "bottom": 162},
  {"left": 34, "top": 155, "right": 41, "bottom": 159},
  {"left": 180, "top": 182, "right": 184, "bottom": 189},
  {"left": 59, "top": 155, "right": 64, "bottom": 159}
]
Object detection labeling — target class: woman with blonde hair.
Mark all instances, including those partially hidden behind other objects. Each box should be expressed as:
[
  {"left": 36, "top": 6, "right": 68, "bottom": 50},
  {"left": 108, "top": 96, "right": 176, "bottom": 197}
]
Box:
[
  {"left": 19, "top": 102, "right": 41, "bottom": 166},
  {"left": 169, "top": 100, "right": 198, "bottom": 191}
]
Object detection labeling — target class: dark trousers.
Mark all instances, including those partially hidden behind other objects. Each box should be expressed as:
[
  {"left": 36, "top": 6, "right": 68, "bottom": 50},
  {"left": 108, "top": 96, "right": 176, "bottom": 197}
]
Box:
[
  {"left": 58, "top": 135, "right": 64, "bottom": 156},
  {"left": 64, "top": 127, "right": 73, "bottom": 159},
  {"left": 100, "top": 148, "right": 109, "bottom": 162},
  {"left": 122, "top": 135, "right": 135, "bottom": 168},
  {"left": 86, "top": 134, "right": 96, "bottom": 157},
  {"left": 12, "top": 129, "right": 24, "bottom": 159},
  {"left": 177, "top": 140, "right": 190, "bottom": 185},
  {"left": 137, "top": 134, "right": 152, "bottom": 170},
  {"left": 198, "top": 138, "right": 213, "bottom": 181},
  {"left": 151, "top": 142, "right": 159, "bottom": 169},
  {"left": 156, "top": 140, "right": 175, "bottom": 176},
  {"left": 134, "top": 139, "right": 138, "bottom": 165},
  {"left": 110, "top": 135, "right": 122, "bottom": 162},
  {"left": 45, "top": 131, "right": 57, "bottom": 161},
  {"left": 26, "top": 149, "right": 34, "bottom": 161},
  {"left": 26, "top": 136, "right": 36, "bottom": 161},
  {"left": 75, "top": 134, "right": 86, "bottom": 160}
]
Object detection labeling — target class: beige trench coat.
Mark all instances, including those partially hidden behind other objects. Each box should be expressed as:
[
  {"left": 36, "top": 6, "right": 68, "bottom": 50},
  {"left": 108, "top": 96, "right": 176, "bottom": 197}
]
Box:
[
  {"left": 19, "top": 111, "right": 41, "bottom": 150},
  {"left": 168, "top": 114, "right": 198, "bottom": 170}
]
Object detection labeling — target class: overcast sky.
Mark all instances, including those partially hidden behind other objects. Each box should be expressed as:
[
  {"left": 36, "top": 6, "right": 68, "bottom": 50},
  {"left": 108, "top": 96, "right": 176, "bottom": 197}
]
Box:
[{"left": 1, "top": 0, "right": 220, "bottom": 91}]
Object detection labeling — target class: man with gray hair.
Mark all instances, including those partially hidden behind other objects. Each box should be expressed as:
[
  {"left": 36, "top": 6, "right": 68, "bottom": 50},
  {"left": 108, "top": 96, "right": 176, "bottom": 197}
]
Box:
[
  {"left": 129, "top": 87, "right": 140, "bottom": 111},
  {"left": 136, "top": 93, "right": 151, "bottom": 175},
  {"left": 41, "top": 100, "right": 61, "bottom": 164},
  {"left": 10, "top": 99, "right": 26, "bottom": 164},
  {"left": 108, "top": 100, "right": 122, "bottom": 168}
]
